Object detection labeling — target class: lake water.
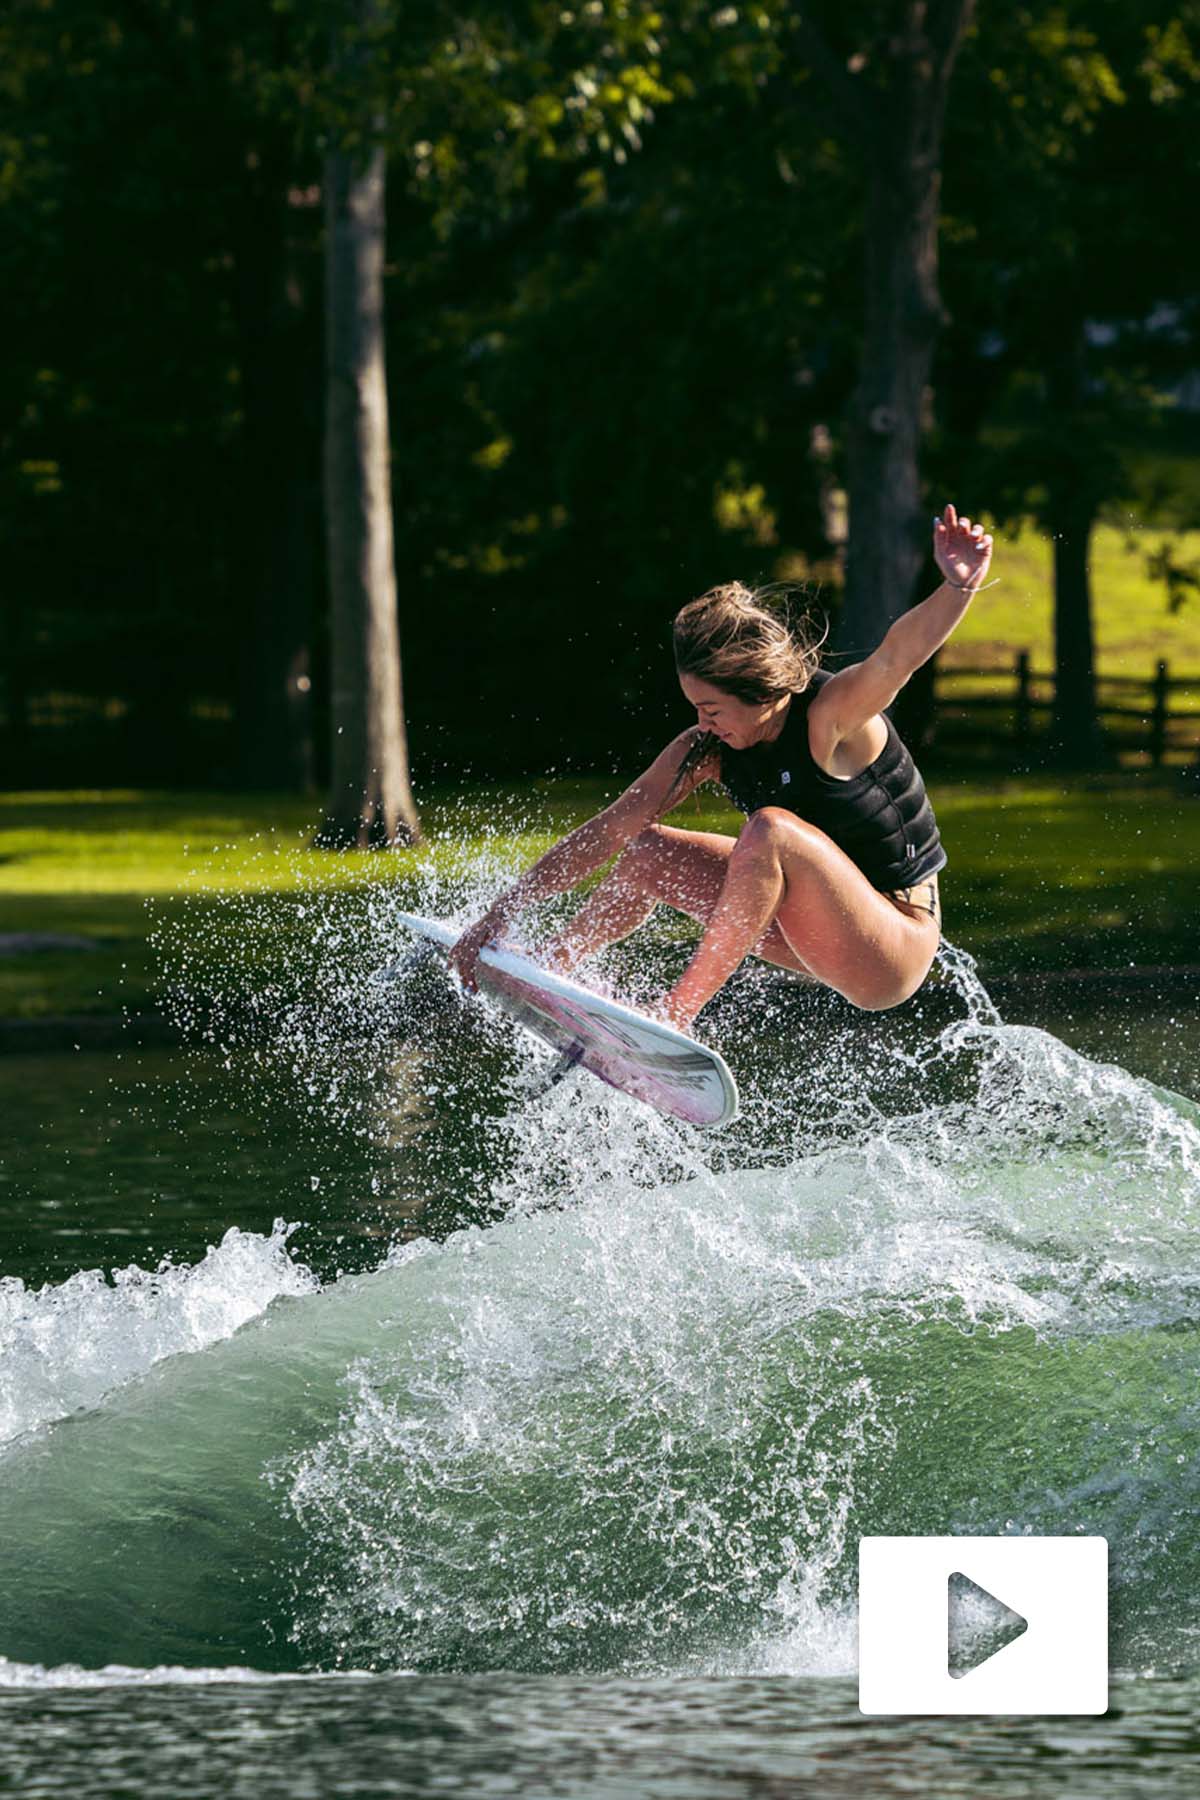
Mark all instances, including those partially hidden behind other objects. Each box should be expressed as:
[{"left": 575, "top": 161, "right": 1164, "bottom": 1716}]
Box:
[{"left": 3, "top": 898, "right": 1200, "bottom": 1796}]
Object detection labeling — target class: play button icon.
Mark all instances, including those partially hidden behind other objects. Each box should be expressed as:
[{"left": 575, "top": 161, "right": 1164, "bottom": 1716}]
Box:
[
  {"left": 947, "top": 1570, "right": 1028, "bottom": 1677},
  {"left": 858, "top": 1536, "right": 1107, "bottom": 1714}
]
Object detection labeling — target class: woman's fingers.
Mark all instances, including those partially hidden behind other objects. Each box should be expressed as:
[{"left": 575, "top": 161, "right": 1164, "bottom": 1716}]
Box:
[
  {"left": 938, "top": 503, "right": 990, "bottom": 536},
  {"left": 935, "top": 506, "right": 990, "bottom": 542},
  {"left": 933, "top": 506, "right": 993, "bottom": 587}
]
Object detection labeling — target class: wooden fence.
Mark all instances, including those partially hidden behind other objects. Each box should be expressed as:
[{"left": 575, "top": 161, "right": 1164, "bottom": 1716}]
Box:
[{"left": 933, "top": 654, "right": 1200, "bottom": 765}]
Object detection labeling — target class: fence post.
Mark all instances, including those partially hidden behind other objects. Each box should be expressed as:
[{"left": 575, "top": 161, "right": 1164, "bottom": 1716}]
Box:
[
  {"left": 1015, "top": 650, "right": 1031, "bottom": 749},
  {"left": 1151, "top": 659, "right": 1169, "bottom": 768}
]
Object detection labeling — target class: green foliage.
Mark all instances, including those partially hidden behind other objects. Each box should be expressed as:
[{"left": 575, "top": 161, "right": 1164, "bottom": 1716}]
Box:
[
  {"left": 3, "top": 0, "right": 1200, "bottom": 787},
  {"left": 934, "top": 1, "right": 1200, "bottom": 553}
]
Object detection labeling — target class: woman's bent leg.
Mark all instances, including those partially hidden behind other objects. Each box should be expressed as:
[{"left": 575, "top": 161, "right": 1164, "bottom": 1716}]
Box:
[
  {"left": 664, "top": 807, "right": 940, "bottom": 1025},
  {"left": 543, "top": 824, "right": 811, "bottom": 975}
]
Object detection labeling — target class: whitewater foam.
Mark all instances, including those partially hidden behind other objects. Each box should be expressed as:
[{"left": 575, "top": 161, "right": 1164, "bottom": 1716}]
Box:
[
  {"left": 0, "top": 1218, "right": 316, "bottom": 1446},
  {"left": 0, "top": 1656, "right": 382, "bottom": 1689}
]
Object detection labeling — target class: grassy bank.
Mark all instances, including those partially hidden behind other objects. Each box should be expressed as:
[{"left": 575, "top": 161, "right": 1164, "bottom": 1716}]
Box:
[
  {"left": 1, "top": 778, "right": 1198, "bottom": 1025},
  {"left": 944, "top": 522, "right": 1200, "bottom": 679}
]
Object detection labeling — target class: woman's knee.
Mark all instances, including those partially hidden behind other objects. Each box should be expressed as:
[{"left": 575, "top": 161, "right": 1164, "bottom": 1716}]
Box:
[{"left": 741, "top": 806, "right": 821, "bottom": 856}]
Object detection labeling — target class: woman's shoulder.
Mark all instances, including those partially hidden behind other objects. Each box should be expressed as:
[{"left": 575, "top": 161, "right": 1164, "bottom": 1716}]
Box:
[
  {"left": 788, "top": 666, "right": 832, "bottom": 728},
  {"left": 783, "top": 668, "right": 831, "bottom": 742}
]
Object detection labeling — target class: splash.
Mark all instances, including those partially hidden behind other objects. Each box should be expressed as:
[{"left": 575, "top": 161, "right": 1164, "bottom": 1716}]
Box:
[
  {"left": 2, "top": 801, "right": 1197, "bottom": 1679},
  {"left": 0, "top": 1219, "right": 315, "bottom": 1446}
]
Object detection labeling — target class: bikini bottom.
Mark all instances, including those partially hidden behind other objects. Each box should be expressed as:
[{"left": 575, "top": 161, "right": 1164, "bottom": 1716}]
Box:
[{"left": 884, "top": 874, "right": 941, "bottom": 925}]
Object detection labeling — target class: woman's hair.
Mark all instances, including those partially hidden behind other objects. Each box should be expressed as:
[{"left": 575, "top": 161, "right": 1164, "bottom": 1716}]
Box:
[
  {"left": 659, "top": 580, "right": 826, "bottom": 814},
  {"left": 672, "top": 579, "right": 824, "bottom": 702}
]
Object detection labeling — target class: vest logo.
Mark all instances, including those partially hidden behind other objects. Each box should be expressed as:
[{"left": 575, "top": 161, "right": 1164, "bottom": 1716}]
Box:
[{"left": 780, "top": 770, "right": 791, "bottom": 785}]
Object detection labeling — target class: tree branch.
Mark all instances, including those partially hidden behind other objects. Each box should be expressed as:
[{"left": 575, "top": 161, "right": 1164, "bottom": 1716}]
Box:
[{"left": 926, "top": 0, "right": 977, "bottom": 93}]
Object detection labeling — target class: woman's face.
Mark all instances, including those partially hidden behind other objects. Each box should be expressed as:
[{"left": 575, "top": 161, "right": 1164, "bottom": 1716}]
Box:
[{"left": 678, "top": 674, "right": 784, "bottom": 750}]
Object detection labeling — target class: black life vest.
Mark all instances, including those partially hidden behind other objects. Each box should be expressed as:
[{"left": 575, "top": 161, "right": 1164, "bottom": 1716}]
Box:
[{"left": 718, "top": 670, "right": 946, "bottom": 890}]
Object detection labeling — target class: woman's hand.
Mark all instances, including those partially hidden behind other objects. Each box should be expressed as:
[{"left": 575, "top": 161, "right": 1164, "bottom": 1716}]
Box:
[
  {"left": 934, "top": 502, "right": 993, "bottom": 591},
  {"left": 448, "top": 909, "right": 507, "bottom": 995}
]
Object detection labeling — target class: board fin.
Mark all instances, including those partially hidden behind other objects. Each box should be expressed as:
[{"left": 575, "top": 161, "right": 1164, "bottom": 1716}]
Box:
[{"left": 522, "top": 1040, "right": 586, "bottom": 1100}]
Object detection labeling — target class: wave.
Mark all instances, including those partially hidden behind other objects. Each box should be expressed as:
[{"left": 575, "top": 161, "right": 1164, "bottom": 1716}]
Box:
[
  {"left": 0, "top": 1220, "right": 316, "bottom": 1446},
  {"left": 2, "top": 996, "right": 1200, "bottom": 1679},
  {"left": 10, "top": 859, "right": 1200, "bottom": 1678}
]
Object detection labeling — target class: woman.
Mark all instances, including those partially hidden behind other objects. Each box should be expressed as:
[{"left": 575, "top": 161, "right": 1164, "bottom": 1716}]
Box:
[{"left": 450, "top": 503, "right": 993, "bottom": 1032}]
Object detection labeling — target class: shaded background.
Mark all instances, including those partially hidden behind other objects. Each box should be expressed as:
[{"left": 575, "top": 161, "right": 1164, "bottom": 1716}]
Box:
[{"left": 3, "top": 0, "right": 1199, "bottom": 793}]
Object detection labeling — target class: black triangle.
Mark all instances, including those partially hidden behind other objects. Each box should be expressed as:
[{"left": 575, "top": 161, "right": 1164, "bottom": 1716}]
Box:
[{"left": 947, "top": 1570, "right": 1029, "bottom": 1679}]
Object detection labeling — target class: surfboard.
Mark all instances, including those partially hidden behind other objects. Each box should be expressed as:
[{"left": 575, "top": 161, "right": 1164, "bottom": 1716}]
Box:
[{"left": 392, "top": 911, "right": 739, "bottom": 1129}]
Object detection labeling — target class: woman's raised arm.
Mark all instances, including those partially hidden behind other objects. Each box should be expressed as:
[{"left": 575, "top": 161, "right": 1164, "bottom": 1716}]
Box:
[{"left": 808, "top": 504, "right": 993, "bottom": 761}]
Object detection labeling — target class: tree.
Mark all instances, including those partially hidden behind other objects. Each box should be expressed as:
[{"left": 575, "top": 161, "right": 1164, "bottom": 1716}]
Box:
[
  {"left": 316, "top": 12, "right": 419, "bottom": 847},
  {"left": 309, "top": 0, "right": 666, "bottom": 834},
  {"left": 934, "top": 0, "right": 1200, "bottom": 763},
  {"left": 427, "top": 1, "right": 978, "bottom": 669},
  {"left": 781, "top": 2, "right": 978, "bottom": 659}
]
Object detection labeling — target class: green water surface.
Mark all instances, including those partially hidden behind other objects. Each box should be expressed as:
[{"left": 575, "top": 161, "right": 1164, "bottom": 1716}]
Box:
[{"left": 3, "top": 986, "right": 1200, "bottom": 1797}]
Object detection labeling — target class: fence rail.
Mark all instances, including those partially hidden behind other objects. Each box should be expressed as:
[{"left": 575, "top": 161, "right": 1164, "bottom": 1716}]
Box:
[{"left": 934, "top": 654, "right": 1200, "bottom": 764}]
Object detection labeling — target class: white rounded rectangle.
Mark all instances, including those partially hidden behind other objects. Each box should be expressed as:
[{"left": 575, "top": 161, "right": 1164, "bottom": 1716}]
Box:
[{"left": 858, "top": 1535, "right": 1108, "bottom": 1716}]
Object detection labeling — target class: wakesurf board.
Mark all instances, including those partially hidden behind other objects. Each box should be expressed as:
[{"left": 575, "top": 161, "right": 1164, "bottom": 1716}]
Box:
[{"left": 392, "top": 911, "right": 739, "bottom": 1129}]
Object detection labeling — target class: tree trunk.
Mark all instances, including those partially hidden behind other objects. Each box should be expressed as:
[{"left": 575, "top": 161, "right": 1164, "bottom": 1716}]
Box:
[
  {"left": 838, "top": 165, "right": 942, "bottom": 656},
  {"left": 316, "top": 135, "right": 420, "bottom": 848},
  {"left": 808, "top": 2, "right": 975, "bottom": 661},
  {"left": 1044, "top": 322, "right": 1105, "bottom": 765},
  {"left": 1047, "top": 499, "right": 1104, "bottom": 764},
  {"left": 231, "top": 153, "right": 321, "bottom": 792}
]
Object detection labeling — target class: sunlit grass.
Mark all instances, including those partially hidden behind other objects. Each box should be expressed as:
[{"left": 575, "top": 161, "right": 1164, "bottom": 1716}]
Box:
[
  {"left": 2, "top": 780, "right": 1198, "bottom": 1021},
  {"left": 946, "top": 522, "right": 1200, "bottom": 677}
]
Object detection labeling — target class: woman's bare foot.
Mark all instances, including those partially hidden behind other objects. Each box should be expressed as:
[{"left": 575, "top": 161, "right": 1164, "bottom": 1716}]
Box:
[{"left": 646, "top": 990, "right": 700, "bottom": 1035}]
